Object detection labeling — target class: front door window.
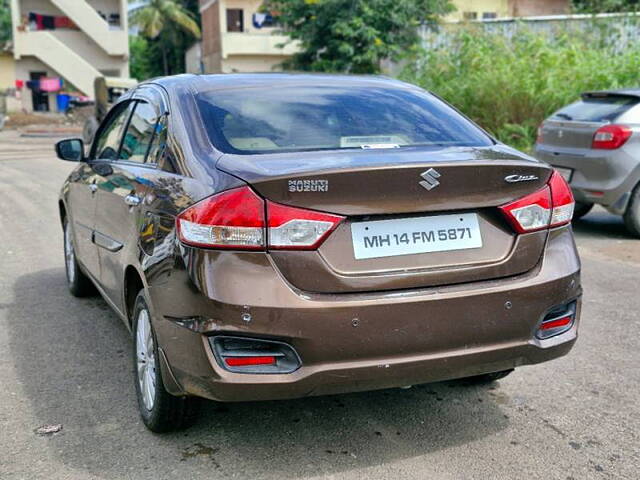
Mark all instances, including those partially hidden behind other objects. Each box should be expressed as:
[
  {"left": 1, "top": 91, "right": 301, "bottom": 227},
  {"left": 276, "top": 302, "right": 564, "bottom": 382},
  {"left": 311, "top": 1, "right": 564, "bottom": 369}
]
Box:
[{"left": 94, "top": 103, "right": 135, "bottom": 160}]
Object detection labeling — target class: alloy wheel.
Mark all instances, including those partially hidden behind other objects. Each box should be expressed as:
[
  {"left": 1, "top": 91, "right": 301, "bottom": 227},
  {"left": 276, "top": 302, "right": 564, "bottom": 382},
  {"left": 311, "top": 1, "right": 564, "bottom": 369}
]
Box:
[
  {"left": 136, "top": 308, "right": 157, "bottom": 411},
  {"left": 64, "top": 223, "right": 76, "bottom": 284}
]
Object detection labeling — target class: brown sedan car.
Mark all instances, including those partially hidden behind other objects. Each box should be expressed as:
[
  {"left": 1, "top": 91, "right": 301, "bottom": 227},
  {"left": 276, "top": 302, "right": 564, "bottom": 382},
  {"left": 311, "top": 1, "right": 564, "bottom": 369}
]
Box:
[{"left": 55, "top": 74, "right": 581, "bottom": 432}]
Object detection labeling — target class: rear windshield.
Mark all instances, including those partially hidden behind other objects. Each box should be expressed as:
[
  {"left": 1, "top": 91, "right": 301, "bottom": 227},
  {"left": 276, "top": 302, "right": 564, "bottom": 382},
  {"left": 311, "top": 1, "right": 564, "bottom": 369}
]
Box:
[
  {"left": 552, "top": 95, "right": 639, "bottom": 122},
  {"left": 196, "top": 85, "right": 493, "bottom": 154}
]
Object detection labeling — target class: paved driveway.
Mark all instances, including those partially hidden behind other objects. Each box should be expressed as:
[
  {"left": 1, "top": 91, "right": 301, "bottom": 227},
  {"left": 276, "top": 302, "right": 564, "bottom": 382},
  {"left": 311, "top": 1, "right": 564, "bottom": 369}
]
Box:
[{"left": 0, "top": 130, "right": 638, "bottom": 479}]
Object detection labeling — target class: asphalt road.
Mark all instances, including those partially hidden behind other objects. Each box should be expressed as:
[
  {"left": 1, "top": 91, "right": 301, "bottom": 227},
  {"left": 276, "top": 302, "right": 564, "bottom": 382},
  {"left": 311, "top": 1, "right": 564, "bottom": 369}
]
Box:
[{"left": 0, "top": 129, "right": 638, "bottom": 480}]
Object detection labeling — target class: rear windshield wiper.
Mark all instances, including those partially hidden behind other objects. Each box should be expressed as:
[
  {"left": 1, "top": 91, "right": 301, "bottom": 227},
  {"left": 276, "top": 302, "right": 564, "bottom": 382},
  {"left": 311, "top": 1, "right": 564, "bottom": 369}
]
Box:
[{"left": 555, "top": 113, "right": 573, "bottom": 121}]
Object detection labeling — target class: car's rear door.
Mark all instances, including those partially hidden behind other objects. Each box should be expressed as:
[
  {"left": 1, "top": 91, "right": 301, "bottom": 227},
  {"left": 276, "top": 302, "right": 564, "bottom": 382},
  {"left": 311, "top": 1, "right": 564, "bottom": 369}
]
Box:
[{"left": 93, "top": 91, "right": 167, "bottom": 308}]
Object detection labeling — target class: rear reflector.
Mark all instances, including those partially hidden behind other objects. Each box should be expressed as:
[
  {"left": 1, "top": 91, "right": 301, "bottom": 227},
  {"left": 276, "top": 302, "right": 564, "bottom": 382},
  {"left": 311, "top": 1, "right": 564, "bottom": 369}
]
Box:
[
  {"left": 592, "top": 124, "right": 632, "bottom": 150},
  {"left": 499, "top": 170, "right": 575, "bottom": 233},
  {"left": 224, "top": 356, "right": 276, "bottom": 367},
  {"left": 210, "top": 336, "right": 301, "bottom": 374},
  {"left": 177, "top": 186, "right": 344, "bottom": 250},
  {"left": 539, "top": 315, "right": 572, "bottom": 331},
  {"left": 536, "top": 302, "right": 577, "bottom": 340}
]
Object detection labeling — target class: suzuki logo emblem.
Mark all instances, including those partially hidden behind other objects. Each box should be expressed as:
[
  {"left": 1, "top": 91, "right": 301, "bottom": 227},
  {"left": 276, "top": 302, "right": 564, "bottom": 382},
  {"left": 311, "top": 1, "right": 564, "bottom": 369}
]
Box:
[{"left": 419, "top": 168, "right": 441, "bottom": 191}]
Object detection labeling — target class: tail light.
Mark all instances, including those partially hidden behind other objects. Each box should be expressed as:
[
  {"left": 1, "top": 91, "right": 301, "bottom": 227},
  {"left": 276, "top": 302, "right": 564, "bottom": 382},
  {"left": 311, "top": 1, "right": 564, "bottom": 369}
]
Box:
[
  {"left": 176, "top": 187, "right": 265, "bottom": 249},
  {"left": 267, "top": 201, "right": 344, "bottom": 250},
  {"left": 499, "top": 170, "right": 575, "bottom": 233},
  {"left": 592, "top": 124, "right": 632, "bottom": 150},
  {"left": 177, "top": 186, "right": 344, "bottom": 250}
]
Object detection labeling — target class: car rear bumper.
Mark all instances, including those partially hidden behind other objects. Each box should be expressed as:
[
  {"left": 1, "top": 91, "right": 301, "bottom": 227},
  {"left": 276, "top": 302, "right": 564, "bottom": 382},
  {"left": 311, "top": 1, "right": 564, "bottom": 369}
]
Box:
[
  {"left": 148, "top": 227, "right": 581, "bottom": 402},
  {"left": 534, "top": 144, "right": 640, "bottom": 212}
]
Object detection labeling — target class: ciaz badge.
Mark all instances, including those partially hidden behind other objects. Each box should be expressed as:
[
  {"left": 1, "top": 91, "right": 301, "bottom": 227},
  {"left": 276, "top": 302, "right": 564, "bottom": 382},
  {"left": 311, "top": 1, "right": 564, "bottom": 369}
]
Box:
[{"left": 505, "top": 174, "right": 539, "bottom": 184}]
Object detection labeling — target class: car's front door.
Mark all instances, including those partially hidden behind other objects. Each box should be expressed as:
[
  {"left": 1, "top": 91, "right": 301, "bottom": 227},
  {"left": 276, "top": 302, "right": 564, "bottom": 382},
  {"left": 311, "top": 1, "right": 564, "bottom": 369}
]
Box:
[
  {"left": 93, "top": 97, "right": 166, "bottom": 309},
  {"left": 69, "top": 101, "right": 134, "bottom": 281},
  {"left": 66, "top": 163, "right": 100, "bottom": 280}
]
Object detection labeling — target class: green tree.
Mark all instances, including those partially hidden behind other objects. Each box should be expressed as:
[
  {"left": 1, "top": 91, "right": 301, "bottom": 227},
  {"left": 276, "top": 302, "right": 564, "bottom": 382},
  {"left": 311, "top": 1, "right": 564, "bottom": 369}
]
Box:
[
  {"left": 263, "top": 0, "right": 454, "bottom": 73},
  {"left": 129, "top": 35, "right": 154, "bottom": 80},
  {"left": 572, "top": 0, "right": 639, "bottom": 12},
  {"left": 0, "top": 0, "right": 11, "bottom": 44},
  {"left": 129, "top": 0, "right": 201, "bottom": 76}
]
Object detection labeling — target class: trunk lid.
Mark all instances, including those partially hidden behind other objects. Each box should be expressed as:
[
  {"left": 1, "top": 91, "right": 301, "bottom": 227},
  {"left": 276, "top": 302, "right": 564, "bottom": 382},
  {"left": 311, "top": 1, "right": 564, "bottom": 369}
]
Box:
[
  {"left": 218, "top": 146, "right": 552, "bottom": 293},
  {"left": 539, "top": 120, "right": 602, "bottom": 150}
]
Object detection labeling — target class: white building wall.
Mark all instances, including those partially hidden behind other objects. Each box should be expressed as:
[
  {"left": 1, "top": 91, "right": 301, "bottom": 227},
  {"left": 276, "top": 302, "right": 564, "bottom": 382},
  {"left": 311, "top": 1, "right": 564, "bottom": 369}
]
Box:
[{"left": 10, "top": 0, "right": 130, "bottom": 112}]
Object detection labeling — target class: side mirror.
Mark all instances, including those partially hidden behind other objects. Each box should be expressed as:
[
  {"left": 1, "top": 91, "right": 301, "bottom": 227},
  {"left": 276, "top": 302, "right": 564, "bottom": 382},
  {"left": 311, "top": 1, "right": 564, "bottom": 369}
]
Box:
[{"left": 55, "top": 138, "right": 85, "bottom": 162}]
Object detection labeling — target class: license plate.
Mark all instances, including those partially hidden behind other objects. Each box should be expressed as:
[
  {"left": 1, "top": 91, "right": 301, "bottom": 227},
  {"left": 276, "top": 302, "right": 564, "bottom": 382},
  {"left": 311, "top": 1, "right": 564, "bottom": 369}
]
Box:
[
  {"left": 351, "top": 213, "right": 483, "bottom": 260},
  {"left": 554, "top": 166, "right": 573, "bottom": 182}
]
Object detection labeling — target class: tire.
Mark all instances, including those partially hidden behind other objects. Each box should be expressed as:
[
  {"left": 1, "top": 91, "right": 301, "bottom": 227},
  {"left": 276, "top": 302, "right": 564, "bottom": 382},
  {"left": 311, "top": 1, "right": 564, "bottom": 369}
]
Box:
[
  {"left": 572, "top": 201, "right": 593, "bottom": 221},
  {"left": 63, "top": 218, "right": 95, "bottom": 297},
  {"left": 461, "top": 369, "right": 514, "bottom": 384},
  {"left": 623, "top": 183, "right": 640, "bottom": 238},
  {"left": 132, "top": 291, "right": 200, "bottom": 432}
]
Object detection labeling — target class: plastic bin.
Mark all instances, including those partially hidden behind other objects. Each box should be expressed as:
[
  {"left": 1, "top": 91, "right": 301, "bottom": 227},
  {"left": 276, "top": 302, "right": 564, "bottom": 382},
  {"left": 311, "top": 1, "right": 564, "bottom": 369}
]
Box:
[{"left": 56, "top": 93, "right": 71, "bottom": 113}]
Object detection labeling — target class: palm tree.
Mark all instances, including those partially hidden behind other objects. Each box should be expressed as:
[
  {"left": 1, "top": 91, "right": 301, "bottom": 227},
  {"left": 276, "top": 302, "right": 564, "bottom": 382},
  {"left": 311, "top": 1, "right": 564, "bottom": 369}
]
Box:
[{"left": 129, "top": 0, "right": 201, "bottom": 75}]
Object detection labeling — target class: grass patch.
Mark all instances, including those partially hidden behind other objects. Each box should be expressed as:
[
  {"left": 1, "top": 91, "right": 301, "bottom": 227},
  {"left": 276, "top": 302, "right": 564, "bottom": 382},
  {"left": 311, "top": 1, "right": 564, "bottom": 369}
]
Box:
[{"left": 401, "top": 26, "right": 640, "bottom": 151}]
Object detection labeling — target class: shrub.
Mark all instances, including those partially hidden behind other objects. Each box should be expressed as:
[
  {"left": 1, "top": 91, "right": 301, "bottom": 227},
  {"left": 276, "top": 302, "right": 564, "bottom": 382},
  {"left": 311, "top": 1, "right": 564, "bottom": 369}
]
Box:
[{"left": 401, "top": 26, "right": 640, "bottom": 151}]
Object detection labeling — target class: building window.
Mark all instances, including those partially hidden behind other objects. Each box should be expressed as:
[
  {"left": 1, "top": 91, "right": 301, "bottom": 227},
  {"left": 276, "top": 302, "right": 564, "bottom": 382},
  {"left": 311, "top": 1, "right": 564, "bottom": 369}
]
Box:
[
  {"left": 226, "top": 9, "right": 244, "bottom": 32},
  {"left": 463, "top": 11, "right": 478, "bottom": 20},
  {"left": 482, "top": 12, "right": 498, "bottom": 19}
]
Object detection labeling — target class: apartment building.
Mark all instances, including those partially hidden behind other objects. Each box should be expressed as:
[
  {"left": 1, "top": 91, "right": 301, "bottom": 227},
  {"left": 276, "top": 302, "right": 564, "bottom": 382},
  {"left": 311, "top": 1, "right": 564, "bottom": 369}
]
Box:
[
  {"left": 198, "top": 0, "right": 572, "bottom": 74},
  {"left": 199, "top": 0, "right": 297, "bottom": 73},
  {"left": 448, "top": 0, "right": 570, "bottom": 21},
  {"left": 9, "top": 0, "right": 129, "bottom": 112}
]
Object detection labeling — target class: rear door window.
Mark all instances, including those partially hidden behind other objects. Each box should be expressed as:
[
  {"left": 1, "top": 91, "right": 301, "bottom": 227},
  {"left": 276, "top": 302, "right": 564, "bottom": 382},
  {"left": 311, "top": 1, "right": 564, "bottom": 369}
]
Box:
[
  {"left": 552, "top": 95, "right": 639, "bottom": 123},
  {"left": 146, "top": 116, "right": 168, "bottom": 165},
  {"left": 119, "top": 101, "right": 159, "bottom": 163}
]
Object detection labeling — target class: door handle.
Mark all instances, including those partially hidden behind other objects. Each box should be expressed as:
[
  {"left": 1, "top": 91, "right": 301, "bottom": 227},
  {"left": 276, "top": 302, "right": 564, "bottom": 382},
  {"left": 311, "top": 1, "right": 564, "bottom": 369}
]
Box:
[
  {"left": 89, "top": 184, "right": 98, "bottom": 193},
  {"left": 124, "top": 194, "right": 142, "bottom": 207}
]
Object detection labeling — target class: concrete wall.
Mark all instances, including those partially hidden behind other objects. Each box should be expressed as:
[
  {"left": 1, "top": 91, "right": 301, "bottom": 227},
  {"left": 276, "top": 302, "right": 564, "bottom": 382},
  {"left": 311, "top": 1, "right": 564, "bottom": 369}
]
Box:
[
  {"left": 222, "top": 54, "right": 289, "bottom": 73},
  {"left": 185, "top": 42, "right": 202, "bottom": 74},
  {"left": 448, "top": 0, "right": 570, "bottom": 20},
  {"left": 448, "top": 0, "right": 509, "bottom": 20},
  {"left": 51, "top": 30, "right": 127, "bottom": 76},
  {"left": 201, "top": 0, "right": 222, "bottom": 72},
  {"left": 0, "top": 53, "right": 16, "bottom": 89},
  {"left": 508, "top": 0, "right": 570, "bottom": 16}
]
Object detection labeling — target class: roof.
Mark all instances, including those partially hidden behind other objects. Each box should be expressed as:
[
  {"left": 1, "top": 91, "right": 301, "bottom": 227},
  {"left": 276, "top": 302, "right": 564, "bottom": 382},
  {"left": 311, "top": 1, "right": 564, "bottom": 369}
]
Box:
[{"left": 147, "top": 73, "right": 416, "bottom": 94}]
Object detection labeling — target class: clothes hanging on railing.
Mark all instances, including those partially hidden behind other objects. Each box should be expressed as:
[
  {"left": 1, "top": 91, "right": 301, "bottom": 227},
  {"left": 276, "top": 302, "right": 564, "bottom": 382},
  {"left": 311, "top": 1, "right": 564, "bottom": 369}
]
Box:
[
  {"left": 54, "top": 16, "right": 75, "bottom": 29},
  {"left": 24, "top": 78, "right": 63, "bottom": 93},
  {"left": 27, "top": 12, "right": 77, "bottom": 31},
  {"left": 40, "top": 78, "right": 63, "bottom": 92},
  {"left": 25, "top": 80, "right": 40, "bottom": 91}
]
